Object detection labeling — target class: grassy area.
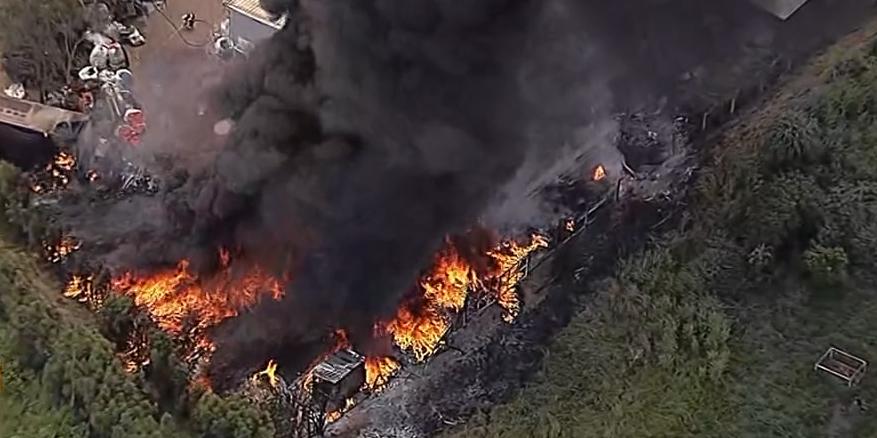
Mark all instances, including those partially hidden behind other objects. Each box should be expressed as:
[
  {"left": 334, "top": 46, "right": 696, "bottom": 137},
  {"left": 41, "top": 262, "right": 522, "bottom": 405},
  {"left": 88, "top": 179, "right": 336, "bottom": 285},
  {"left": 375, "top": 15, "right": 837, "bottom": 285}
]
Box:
[{"left": 445, "top": 20, "right": 877, "bottom": 438}]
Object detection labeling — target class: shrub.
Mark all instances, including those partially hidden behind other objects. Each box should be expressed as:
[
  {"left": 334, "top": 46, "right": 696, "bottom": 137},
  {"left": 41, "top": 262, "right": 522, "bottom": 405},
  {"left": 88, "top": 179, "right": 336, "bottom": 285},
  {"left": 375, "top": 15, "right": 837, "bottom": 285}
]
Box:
[
  {"left": 746, "top": 243, "right": 774, "bottom": 271},
  {"left": 802, "top": 243, "right": 848, "bottom": 288},
  {"left": 191, "top": 391, "right": 275, "bottom": 438},
  {"left": 763, "top": 110, "right": 824, "bottom": 169},
  {"left": 741, "top": 171, "right": 824, "bottom": 248}
]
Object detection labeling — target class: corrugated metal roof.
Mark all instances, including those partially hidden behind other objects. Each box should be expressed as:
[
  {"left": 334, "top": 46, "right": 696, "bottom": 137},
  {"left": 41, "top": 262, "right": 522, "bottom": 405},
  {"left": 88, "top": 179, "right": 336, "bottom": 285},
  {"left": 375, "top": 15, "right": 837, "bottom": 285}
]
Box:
[
  {"left": 312, "top": 349, "right": 364, "bottom": 385},
  {"left": 224, "top": 0, "right": 286, "bottom": 29}
]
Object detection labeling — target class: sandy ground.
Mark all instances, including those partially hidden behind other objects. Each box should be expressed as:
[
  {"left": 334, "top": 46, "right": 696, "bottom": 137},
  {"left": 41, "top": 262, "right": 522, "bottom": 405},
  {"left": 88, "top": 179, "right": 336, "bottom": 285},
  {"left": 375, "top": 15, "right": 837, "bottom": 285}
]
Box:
[
  {"left": 128, "top": 0, "right": 226, "bottom": 67},
  {"left": 125, "top": 0, "right": 231, "bottom": 173}
]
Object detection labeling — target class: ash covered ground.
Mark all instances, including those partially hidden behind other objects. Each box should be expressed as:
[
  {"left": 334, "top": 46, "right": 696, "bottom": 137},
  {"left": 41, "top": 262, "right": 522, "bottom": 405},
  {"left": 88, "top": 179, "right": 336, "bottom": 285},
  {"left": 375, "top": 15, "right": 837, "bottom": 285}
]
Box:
[{"left": 36, "top": 0, "right": 877, "bottom": 411}]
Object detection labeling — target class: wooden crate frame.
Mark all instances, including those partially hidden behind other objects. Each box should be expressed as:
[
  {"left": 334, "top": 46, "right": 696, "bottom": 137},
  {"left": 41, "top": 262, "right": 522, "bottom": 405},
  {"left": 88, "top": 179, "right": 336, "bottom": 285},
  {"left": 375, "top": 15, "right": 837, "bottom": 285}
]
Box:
[{"left": 814, "top": 346, "right": 867, "bottom": 387}]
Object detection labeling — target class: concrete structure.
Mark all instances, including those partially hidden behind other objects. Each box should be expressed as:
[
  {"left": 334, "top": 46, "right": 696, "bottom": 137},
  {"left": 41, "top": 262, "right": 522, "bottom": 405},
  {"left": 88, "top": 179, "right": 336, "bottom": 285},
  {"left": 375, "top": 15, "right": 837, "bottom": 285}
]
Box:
[
  {"left": 223, "top": 0, "right": 286, "bottom": 53},
  {"left": 750, "top": 0, "right": 810, "bottom": 20}
]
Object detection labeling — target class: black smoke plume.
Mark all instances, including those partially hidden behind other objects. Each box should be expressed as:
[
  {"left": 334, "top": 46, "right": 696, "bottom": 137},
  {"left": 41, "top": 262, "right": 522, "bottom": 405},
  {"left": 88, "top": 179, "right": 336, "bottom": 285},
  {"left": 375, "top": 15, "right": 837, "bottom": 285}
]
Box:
[
  {"left": 205, "top": 0, "right": 618, "bottom": 381},
  {"left": 57, "top": 0, "right": 844, "bottom": 384}
]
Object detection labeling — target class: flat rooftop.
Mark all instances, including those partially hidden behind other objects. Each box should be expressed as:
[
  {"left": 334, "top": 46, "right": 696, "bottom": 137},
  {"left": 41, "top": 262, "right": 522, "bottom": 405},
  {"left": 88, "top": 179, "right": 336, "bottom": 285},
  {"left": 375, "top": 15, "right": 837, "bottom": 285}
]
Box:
[
  {"left": 224, "top": 0, "right": 287, "bottom": 29},
  {"left": 312, "top": 349, "right": 364, "bottom": 384}
]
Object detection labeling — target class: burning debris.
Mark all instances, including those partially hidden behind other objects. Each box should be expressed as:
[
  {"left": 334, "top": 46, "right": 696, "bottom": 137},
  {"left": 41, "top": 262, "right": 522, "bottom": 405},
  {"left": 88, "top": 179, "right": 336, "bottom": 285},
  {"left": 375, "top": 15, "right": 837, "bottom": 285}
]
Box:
[
  {"left": 325, "top": 398, "right": 355, "bottom": 424},
  {"left": 109, "top": 250, "right": 285, "bottom": 355},
  {"left": 63, "top": 273, "right": 95, "bottom": 302},
  {"left": 29, "top": 150, "right": 79, "bottom": 194},
  {"left": 44, "top": 234, "right": 81, "bottom": 263},
  {"left": 2, "top": 0, "right": 854, "bottom": 434},
  {"left": 15, "top": 0, "right": 669, "bottom": 433},
  {"left": 487, "top": 233, "right": 550, "bottom": 321},
  {"left": 375, "top": 232, "right": 549, "bottom": 362},
  {"left": 364, "top": 356, "right": 401, "bottom": 391},
  {"left": 254, "top": 359, "right": 281, "bottom": 388},
  {"left": 593, "top": 164, "right": 607, "bottom": 182},
  {"left": 191, "top": 0, "right": 624, "bottom": 382}
]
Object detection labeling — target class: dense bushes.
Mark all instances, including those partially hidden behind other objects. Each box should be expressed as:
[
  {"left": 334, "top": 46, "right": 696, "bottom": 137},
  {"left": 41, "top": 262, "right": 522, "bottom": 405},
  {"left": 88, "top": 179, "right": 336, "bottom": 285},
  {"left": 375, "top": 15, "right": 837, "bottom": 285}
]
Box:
[
  {"left": 448, "top": 246, "right": 733, "bottom": 438},
  {"left": 448, "top": 28, "right": 877, "bottom": 438},
  {"left": 0, "top": 236, "right": 279, "bottom": 438},
  {"left": 614, "top": 248, "right": 732, "bottom": 380},
  {"left": 0, "top": 249, "right": 183, "bottom": 437},
  {"left": 191, "top": 392, "right": 275, "bottom": 438},
  {"left": 700, "top": 48, "right": 877, "bottom": 284},
  {"left": 763, "top": 110, "right": 825, "bottom": 168},
  {"left": 802, "top": 244, "right": 848, "bottom": 288},
  {"left": 0, "top": 164, "right": 274, "bottom": 437}
]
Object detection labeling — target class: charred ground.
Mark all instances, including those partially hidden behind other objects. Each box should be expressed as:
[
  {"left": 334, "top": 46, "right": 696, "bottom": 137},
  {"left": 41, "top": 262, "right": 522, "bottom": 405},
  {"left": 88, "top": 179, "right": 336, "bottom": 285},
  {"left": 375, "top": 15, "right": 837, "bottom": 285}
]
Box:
[
  {"left": 3, "top": 0, "right": 877, "bottom": 437},
  {"left": 46, "top": 0, "right": 877, "bottom": 385}
]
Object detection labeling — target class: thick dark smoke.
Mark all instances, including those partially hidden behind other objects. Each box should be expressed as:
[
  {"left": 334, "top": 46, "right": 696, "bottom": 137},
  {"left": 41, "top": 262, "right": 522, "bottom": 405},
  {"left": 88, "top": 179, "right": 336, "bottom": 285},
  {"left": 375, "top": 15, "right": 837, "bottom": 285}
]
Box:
[
  {"left": 57, "top": 0, "right": 868, "bottom": 384},
  {"left": 205, "top": 0, "right": 622, "bottom": 379}
]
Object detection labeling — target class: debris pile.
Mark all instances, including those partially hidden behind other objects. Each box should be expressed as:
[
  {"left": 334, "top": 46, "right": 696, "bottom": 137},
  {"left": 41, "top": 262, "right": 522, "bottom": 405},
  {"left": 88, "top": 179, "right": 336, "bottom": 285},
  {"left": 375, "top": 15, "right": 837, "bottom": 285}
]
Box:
[{"left": 39, "top": 2, "right": 159, "bottom": 195}]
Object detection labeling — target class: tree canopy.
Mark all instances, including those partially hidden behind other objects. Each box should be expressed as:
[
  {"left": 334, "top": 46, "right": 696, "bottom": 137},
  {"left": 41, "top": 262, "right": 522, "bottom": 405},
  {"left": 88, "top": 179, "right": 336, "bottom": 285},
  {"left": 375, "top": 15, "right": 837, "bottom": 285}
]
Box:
[{"left": 0, "top": 0, "right": 86, "bottom": 99}]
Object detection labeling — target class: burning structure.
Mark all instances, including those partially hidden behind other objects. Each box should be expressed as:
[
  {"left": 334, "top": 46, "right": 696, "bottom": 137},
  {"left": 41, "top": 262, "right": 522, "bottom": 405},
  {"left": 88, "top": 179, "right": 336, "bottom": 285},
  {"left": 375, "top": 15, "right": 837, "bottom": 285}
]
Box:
[
  {"left": 312, "top": 349, "right": 366, "bottom": 413},
  {"left": 18, "top": 0, "right": 870, "bottom": 435},
  {"left": 46, "top": 0, "right": 628, "bottom": 387}
]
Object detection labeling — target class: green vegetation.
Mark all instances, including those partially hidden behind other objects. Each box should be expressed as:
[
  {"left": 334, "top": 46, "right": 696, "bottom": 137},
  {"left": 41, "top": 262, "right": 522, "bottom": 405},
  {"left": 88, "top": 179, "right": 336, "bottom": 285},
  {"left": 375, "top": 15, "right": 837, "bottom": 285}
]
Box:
[
  {"left": 4, "top": 8, "right": 877, "bottom": 438},
  {"left": 447, "top": 25, "right": 877, "bottom": 438},
  {"left": 0, "top": 163, "right": 274, "bottom": 438},
  {"left": 0, "top": 0, "right": 86, "bottom": 99}
]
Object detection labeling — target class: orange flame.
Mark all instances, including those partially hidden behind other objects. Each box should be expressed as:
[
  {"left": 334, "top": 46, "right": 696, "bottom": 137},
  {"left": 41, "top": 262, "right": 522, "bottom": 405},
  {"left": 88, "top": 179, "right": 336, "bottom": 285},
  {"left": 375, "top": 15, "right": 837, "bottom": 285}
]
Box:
[
  {"left": 63, "top": 274, "right": 94, "bottom": 302},
  {"left": 32, "top": 151, "right": 77, "bottom": 192},
  {"left": 253, "top": 359, "right": 280, "bottom": 388},
  {"left": 383, "top": 232, "right": 548, "bottom": 360},
  {"left": 419, "top": 242, "right": 478, "bottom": 311},
  {"left": 54, "top": 152, "right": 76, "bottom": 171},
  {"left": 592, "top": 164, "right": 606, "bottom": 181},
  {"left": 485, "top": 233, "right": 549, "bottom": 321},
  {"left": 44, "top": 234, "right": 81, "bottom": 263},
  {"left": 110, "top": 249, "right": 284, "bottom": 351},
  {"left": 325, "top": 397, "right": 356, "bottom": 424},
  {"left": 383, "top": 305, "right": 449, "bottom": 362},
  {"left": 564, "top": 218, "right": 576, "bottom": 232},
  {"left": 364, "top": 356, "right": 400, "bottom": 390}
]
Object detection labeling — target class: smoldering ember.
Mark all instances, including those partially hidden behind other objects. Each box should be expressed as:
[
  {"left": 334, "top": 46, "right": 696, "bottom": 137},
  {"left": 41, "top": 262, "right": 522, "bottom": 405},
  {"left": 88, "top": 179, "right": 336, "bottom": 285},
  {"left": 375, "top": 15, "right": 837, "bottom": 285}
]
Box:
[{"left": 2, "top": 0, "right": 877, "bottom": 437}]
